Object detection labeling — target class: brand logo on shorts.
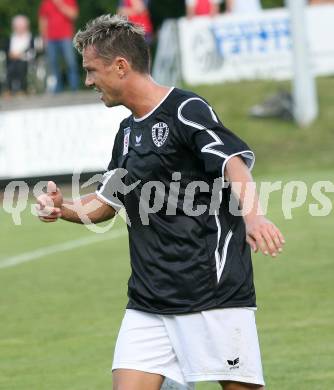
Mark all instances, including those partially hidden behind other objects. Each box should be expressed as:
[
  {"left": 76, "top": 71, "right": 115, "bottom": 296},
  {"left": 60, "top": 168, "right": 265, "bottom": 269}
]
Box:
[
  {"left": 227, "top": 357, "right": 239, "bottom": 369},
  {"left": 152, "top": 122, "right": 169, "bottom": 147}
]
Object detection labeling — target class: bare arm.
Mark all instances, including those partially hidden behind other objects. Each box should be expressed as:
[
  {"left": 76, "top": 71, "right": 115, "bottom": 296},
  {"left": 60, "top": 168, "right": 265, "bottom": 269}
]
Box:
[
  {"left": 60, "top": 194, "right": 116, "bottom": 224},
  {"left": 52, "top": 0, "right": 79, "bottom": 20},
  {"left": 225, "top": 0, "right": 234, "bottom": 12},
  {"left": 211, "top": 3, "right": 221, "bottom": 16},
  {"left": 309, "top": 0, "right": 334, "bottom": 4},
  {"left": 225, "top": 156, "right": 285, "bottom": 257},
  {"left": 37, "top": 182, "right": 115, "bottom": 224},
  {"left": 186, "top": 5, "right": 195, "bottom": 18},
  {"left": 39, "top": 16, "right": 48, "bottom": 41}
]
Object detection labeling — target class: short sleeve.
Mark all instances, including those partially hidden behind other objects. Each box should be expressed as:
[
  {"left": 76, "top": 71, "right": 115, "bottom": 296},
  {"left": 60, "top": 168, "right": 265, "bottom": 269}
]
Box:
[
  {"left": 177, "top": 97, "right": 255, "bottom": 181},
  {"left": 95, "top": 130, "right": 124, "bottom": 209}
]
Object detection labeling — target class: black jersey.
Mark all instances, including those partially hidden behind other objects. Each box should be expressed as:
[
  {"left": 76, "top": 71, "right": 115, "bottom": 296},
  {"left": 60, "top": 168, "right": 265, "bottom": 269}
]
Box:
[{"left": 96, "top": 88, "right": 256, "bottom": 314}]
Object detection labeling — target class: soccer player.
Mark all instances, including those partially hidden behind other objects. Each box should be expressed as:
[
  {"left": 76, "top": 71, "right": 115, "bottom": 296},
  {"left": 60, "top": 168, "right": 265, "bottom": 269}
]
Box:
[{"left": 37, "top": 15, "right": 285, "bottom": 390}]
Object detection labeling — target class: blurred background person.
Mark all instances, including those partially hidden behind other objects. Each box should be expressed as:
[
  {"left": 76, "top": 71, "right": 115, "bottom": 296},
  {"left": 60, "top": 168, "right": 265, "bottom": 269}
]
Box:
[
  {"left": 5, "top": 15, "right": 34, "bottom": 96},
  {"left": 309, "top": 0, "right": 334, "bottom": 4},
  {"left": 117, "top": 0, "right": 153, "bottom": 43},
  {"left": 186, "top": 0, "right": 222, "bottom": 18},
  {"left": 225, "top": 0, "right": 262, "bottom": 14},
  {"left": 39, "top": 0, "right": 79, "bottom": 93}
]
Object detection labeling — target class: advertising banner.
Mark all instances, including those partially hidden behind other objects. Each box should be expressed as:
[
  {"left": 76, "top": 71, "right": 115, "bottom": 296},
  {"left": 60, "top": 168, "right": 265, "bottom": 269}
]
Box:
[{"left": 178, "top": 5, "right": 334, "bottom": 84}]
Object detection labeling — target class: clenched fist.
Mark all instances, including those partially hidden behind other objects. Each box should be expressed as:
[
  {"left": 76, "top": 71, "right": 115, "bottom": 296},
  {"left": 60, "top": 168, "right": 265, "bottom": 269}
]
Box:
[{"left": 36, "top": 181, "right": 63, "bottom": 223}]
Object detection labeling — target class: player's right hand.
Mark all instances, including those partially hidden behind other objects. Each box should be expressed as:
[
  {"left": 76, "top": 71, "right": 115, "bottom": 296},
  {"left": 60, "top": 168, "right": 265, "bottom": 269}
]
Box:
[{"left": 36, "top": 181, "right": 63, "bottom": 223}]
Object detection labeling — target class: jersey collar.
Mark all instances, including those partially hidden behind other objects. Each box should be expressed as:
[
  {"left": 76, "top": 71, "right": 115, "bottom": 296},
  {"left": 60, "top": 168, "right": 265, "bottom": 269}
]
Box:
[{"left": 133, "top": 87, "right": 174, "bottom": 122}]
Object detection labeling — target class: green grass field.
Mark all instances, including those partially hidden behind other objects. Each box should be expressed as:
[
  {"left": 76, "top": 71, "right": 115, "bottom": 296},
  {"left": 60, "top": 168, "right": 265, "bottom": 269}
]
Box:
[{"left": 1, "top": 78, "right": 334, "bottom": 389}]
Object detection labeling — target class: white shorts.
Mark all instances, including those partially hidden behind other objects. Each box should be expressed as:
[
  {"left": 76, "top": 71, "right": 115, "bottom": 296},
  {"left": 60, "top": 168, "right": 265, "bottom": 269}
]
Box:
[{"left": 112, "top": 308, "right": 265, "bottom": 387}]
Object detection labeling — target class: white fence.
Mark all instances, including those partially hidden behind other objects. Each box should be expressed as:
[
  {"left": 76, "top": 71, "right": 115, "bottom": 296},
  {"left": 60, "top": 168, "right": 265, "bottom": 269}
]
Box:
[
  {"left": 0, "top": 104, "right": 130, "bottom": 179},
  {"left": 2, "top": 5, "right": 334, "bottom": 179}
]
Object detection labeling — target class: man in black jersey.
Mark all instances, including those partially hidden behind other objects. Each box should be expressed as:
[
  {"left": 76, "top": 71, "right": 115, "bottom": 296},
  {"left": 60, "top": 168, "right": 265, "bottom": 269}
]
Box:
[{"left": 37, "top": 14, "right": 285, "bottom": 390}]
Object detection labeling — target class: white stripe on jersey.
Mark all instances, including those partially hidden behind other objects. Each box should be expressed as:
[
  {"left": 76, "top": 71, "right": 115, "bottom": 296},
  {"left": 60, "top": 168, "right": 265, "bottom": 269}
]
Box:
[
  {"left": 177, "top": 98, "right": 255, "bottom": 283},
  {"left": 178, "top": 98, "right": 233, "bottom": 283}
]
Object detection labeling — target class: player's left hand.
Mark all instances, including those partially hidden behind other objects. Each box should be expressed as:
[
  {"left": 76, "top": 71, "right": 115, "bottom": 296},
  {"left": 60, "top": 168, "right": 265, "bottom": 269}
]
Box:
[{"left": 245, "top": 216, "right": 285, "bottom": 257}]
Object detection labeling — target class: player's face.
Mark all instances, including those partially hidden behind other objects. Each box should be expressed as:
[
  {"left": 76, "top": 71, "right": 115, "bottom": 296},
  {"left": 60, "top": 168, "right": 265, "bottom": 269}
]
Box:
[{"left": 82, "top": 46, "right": 125, "bottom": 108}]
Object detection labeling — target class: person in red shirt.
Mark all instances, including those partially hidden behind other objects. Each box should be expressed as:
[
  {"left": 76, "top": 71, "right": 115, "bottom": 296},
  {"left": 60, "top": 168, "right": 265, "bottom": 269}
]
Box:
[
  {"left": 39, "top": 0, "right": 79, "bottom": 92},
  {"left": 186, "top": 0, "right": 222, "bottom": 17},
  {"left": 117, "top": 0, "right": 153, "bottom": 43}
]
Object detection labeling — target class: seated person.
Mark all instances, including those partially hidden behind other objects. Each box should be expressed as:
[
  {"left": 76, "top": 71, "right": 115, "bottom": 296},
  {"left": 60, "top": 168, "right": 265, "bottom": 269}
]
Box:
[{"left": 5, "top": 15, "right": 34, "bottom": 95}]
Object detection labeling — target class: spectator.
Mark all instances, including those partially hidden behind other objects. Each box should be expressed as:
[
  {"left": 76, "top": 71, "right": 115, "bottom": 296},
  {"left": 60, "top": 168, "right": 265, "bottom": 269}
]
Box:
[
  {"left": 186, "top": 0, "right": 222, "bottom": 18},
  {"left": 225, "top": 0, "right": 262, "bottom": 14},
  {"left": 39, "top": 0, "right": 79, "bottom": 93},
  {"left": 117, "top": 0, "right": 153, "bottom": 43},
  {"left": 5, "top": 15, "right": 34, "bottom": 95}
]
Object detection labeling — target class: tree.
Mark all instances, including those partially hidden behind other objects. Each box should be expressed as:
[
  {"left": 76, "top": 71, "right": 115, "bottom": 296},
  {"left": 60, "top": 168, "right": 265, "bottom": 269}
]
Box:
[
  {"left": 0, "top": 0, "right": 285, "bottom": 40},
  {"left": 0, "top": 0, "right": 118, "bottom": 39}
]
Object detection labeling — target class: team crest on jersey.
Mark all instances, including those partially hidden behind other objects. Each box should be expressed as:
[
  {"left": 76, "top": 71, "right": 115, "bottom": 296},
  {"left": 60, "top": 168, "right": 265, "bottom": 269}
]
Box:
[
  {"left": 123, "top": 127, "right": 131, "bottom": 156},
  {"left": 152, "top": 122, "right": 169, "bottom": 147}
]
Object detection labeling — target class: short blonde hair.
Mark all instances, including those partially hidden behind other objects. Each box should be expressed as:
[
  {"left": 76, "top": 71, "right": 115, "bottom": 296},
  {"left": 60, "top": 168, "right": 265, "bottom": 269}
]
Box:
[{"left": 73, "top": 14, "right": 150, "bottom": 73}]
